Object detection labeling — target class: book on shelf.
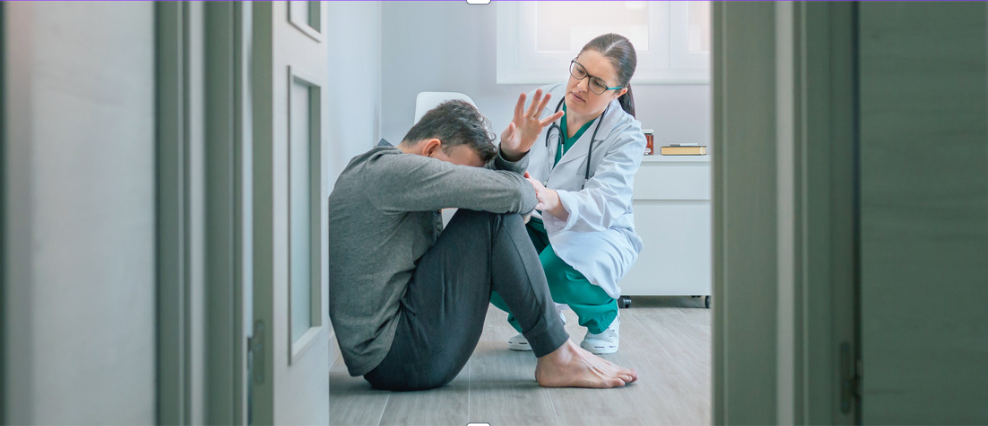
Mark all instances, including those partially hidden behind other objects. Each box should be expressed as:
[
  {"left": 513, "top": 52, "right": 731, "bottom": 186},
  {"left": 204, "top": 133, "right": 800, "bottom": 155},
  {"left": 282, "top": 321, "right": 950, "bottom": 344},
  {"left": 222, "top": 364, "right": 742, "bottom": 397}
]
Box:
[{"left": 660, "top": 144, "right": 707, "bottom": 156}]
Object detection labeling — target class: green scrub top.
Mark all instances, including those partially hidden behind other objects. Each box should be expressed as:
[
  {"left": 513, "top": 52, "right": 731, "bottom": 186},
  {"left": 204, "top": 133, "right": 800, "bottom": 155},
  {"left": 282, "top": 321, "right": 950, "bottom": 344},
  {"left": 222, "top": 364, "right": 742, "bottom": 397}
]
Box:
[{"left": 554, "top": 103, "right": 596, "bottom": 167}]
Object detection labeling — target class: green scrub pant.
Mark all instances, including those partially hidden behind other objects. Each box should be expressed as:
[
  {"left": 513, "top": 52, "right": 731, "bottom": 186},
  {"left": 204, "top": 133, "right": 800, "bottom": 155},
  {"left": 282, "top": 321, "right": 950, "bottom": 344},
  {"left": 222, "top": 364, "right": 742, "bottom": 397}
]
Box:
[{"left": 490, "top": 219, "right": 618, "bottom": 335}]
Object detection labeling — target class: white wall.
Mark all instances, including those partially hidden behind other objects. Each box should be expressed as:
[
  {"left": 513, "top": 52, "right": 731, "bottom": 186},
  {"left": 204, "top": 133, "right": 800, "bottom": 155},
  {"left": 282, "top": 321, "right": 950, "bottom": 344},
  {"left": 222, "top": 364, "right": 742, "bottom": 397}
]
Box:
[
  {"left": 380, "top": 2, "right": 711, "bottom": 151},
  {"left": 3, "top": 2, "right": 155, "bottom": 423},
  {"left": 326, "top": 1, "right": 382, "bottom": 188}
]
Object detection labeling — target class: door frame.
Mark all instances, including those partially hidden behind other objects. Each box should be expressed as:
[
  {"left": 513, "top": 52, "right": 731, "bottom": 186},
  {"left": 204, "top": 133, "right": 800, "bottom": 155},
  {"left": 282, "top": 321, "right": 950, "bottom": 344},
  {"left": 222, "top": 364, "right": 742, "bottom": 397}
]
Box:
[
  {"left": 155, "top": 3, "right": 190, "bottom": 422},
  {"left": 204, "top": 2, "right": 250, "bottom": 425},
  {"left": 156, "top": 2, "right": 249, "bottom": 424},
  {"left": 712, "top": 2, "right": 857, "bottom": 423},
  {"left": 0, "top": 2, "right": 7, "bottom": 422}
]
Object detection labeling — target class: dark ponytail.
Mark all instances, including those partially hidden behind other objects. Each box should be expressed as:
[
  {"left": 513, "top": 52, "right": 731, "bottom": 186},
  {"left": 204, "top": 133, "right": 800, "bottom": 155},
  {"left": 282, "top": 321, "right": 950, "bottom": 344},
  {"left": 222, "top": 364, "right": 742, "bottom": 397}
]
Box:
[
  {"left": 580, "top": 33, "right": 637, "bottom": 117},
  {"left": 618, "top": 85, "right": 635, "bottom": 117}
]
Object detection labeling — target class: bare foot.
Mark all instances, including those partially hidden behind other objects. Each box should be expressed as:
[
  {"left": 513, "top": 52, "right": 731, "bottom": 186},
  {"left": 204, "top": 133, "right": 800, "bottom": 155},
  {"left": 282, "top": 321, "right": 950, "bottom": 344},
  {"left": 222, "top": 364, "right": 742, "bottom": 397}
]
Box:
[{"left": 534, "top": 339, "right": 638, "bottom": 388}]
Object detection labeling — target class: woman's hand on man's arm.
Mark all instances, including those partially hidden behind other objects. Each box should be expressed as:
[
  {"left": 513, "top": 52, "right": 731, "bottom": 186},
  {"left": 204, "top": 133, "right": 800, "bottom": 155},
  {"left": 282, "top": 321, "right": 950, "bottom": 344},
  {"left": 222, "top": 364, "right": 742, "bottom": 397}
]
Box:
[{"left": 525, "top": 173, "right": 569, "bottom": 222}]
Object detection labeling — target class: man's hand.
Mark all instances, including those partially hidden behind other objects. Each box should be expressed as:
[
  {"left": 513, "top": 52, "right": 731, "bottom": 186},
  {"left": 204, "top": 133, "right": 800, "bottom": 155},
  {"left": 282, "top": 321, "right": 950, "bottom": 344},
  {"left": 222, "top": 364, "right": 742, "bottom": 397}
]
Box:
[{"left": 500, "top": 89, "right": 565, "bottom": 162}]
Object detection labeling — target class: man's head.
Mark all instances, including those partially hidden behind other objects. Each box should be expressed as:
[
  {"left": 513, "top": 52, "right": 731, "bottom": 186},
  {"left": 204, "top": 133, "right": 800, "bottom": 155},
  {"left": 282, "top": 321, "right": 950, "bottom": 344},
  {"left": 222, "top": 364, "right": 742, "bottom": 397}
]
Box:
[{"left": 398, "top": 100, "right": 498, "bottom": 167}]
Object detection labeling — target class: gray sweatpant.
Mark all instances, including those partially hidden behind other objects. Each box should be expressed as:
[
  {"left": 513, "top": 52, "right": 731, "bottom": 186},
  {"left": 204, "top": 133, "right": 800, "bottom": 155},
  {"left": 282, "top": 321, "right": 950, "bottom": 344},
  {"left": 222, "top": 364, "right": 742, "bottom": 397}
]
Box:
[{"left": 363, "top": 209, "right": 569, "bottom": 391}]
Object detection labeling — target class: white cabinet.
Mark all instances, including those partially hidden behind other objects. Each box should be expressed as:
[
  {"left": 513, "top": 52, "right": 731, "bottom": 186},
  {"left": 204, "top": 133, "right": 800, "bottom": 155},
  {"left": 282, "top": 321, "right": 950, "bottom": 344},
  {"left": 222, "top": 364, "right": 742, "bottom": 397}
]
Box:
[{"left": 621, "top": 156, "right": 711, "bottom": 297}]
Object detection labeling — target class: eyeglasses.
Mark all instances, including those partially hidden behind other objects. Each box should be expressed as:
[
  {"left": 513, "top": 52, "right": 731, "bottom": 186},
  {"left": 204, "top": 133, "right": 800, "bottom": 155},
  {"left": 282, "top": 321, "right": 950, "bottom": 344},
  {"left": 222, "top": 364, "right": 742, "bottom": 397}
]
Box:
[{"left": 569, "top": 60, "right": 623, "bottom": 95}]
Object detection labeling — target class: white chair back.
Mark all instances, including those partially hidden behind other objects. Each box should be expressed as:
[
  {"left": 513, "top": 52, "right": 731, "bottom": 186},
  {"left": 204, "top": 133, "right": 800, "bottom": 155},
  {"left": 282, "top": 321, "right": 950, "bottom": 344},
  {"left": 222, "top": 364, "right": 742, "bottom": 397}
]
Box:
[{"left": 413, "top": 92, "right": 478, "bottom": 125}]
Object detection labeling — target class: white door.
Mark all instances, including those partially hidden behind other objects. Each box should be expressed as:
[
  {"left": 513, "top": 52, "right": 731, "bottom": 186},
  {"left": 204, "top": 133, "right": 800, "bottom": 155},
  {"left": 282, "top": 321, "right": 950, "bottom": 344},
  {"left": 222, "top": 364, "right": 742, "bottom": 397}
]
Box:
[
  {"left": 251, "top": 2, "right": 331, "bottom": 424},
  {"left": 859, "top": 2, "right": 988, "bottom": 423}
]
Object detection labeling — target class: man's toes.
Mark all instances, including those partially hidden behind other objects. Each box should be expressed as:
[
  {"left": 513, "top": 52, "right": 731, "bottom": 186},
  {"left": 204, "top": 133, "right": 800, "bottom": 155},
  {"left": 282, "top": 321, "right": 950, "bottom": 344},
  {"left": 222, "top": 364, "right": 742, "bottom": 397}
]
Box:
[{"left": 605, "top": 377, "right": 627, "bottom": 388}]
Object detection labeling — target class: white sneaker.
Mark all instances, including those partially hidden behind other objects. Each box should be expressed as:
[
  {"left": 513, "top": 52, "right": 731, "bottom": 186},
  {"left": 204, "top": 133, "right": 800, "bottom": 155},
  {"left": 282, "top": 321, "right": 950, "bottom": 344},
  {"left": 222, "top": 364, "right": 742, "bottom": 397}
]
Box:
[
  {"left": 580, "top": 314, "right": 619, "bottom": 355},
  {"left": 507, "top": 311, "right": 567, "bottom": 351},
  {"left": 507, "top": 333, "right": 532, "bottom": 351}
]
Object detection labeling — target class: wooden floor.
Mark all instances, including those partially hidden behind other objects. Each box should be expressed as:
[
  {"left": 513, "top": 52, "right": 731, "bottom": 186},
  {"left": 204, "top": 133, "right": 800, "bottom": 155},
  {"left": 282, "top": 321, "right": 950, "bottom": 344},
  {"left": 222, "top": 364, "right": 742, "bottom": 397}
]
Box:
[{"left": 329, "top": 296, "right": 711, "bottom": 426}]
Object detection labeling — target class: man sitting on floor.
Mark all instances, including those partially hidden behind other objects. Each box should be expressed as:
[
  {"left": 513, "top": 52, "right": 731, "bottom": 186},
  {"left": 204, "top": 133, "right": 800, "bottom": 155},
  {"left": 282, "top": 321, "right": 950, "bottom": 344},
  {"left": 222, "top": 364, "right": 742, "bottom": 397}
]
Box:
[{"left": 328, "top": 90, "right": 638, "bottom": 391}]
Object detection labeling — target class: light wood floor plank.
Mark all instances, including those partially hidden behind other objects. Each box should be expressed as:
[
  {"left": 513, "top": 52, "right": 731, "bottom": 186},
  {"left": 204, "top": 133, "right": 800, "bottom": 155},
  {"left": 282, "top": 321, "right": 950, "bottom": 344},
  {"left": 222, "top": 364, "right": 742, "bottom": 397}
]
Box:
[
  {"left": 485, "top": 304, "right": 510, "bottom": 324},
  {"left": 547, "top": 305, "right": 710, "bottom": 425},
  {"left": 329, "top": 355, "right": 390, "bottom": 426},
  {"left": 328, "top": 296, "right": 711, "bottom": 426},
  {"left": 377, "top": 374, "right": 470, "bottom": 426},
  {"left": 677, "top": 306, "right": 713, "bottom": 328},
  {"left": 468, "top": 326, "right": 559, "bottom": 425},
  {"left": 630, "top": 301, "right": 712, "bottom": 391}
]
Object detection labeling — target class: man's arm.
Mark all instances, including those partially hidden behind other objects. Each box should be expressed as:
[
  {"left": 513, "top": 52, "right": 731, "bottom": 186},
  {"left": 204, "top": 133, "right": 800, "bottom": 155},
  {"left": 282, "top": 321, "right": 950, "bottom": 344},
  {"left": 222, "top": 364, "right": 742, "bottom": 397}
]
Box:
[
  {"left": 488, "top": 145, "right": 530, "bottom": 174},
  {"left": 370, "top": 152, "right": 538, "bottom": 215}
]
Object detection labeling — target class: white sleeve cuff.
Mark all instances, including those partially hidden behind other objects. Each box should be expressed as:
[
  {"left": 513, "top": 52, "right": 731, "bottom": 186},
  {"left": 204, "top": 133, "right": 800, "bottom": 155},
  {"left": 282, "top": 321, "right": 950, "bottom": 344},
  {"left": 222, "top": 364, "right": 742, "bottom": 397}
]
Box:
[{"left": 543, "top": 190, "right": 580, "bottom": 233}]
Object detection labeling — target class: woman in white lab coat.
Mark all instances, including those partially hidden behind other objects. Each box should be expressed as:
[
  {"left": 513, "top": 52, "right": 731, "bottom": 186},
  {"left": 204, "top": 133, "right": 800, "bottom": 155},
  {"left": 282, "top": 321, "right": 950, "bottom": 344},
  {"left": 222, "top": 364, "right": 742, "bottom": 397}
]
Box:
[{"left": 491, "top": 33, "right": 645, "bottom": 355}]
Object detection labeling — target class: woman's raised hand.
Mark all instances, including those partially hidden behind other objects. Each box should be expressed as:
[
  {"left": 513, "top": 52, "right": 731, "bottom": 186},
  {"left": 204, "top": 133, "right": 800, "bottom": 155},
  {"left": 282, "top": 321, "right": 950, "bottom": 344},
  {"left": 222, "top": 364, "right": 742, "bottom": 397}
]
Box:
[{"left": 500, "top": 89, "right": 565, "bottom": 161}]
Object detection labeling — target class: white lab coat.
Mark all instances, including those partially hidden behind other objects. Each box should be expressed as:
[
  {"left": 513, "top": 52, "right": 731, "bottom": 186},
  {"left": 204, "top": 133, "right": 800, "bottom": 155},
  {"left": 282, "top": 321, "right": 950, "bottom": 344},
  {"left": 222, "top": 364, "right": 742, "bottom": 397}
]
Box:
[{"left": 526, "top": 83, "right": 646, "bottom": 299}]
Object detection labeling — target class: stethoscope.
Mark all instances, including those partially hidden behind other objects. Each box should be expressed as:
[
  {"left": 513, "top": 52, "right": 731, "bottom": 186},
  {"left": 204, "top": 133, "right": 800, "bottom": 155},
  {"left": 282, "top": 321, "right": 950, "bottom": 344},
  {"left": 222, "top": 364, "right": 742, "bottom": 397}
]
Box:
[{"left": 544, "top": 98, "right": 609, "bottom": 189}]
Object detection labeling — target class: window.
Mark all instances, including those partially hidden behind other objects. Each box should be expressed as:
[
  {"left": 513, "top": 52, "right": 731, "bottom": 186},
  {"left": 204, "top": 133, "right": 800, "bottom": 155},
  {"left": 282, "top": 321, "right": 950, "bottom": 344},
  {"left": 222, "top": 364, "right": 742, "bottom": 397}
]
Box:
[{"left": 496, "top": 1, "right": 711, "bottom": 85}]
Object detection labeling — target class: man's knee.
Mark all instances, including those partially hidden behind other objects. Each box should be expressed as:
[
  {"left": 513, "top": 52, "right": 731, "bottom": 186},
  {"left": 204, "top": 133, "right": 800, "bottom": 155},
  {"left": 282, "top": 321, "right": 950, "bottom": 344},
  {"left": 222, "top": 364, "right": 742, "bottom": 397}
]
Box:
[
  {"left": 450, "top": 208, "right": 493, "bottom": 222},
  {"left": 450, "top": 209, "right": 524, "bottom": 229}
]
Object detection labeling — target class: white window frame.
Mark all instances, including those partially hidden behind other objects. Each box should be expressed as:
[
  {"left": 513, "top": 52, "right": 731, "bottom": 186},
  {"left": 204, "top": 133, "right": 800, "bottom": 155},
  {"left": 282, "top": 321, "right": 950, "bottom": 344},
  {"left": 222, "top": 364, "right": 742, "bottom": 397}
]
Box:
[{"left": 496, "top": 1, "right": 710, "bottom": 85}]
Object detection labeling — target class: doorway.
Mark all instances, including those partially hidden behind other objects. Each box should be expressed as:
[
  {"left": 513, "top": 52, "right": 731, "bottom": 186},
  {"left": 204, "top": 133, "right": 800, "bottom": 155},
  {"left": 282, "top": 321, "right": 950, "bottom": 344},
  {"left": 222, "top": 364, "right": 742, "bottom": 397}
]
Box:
[{"left": 333, "top": 1, "right": 714, "bottom": 424}]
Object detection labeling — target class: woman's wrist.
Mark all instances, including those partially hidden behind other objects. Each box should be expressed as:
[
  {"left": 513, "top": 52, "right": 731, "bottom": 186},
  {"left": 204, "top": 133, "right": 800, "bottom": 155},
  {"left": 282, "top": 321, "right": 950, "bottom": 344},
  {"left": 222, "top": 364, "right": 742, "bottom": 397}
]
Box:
[
  {"left": 544, "top": 189, "right": 570, "bottom": 221},
  {"left": 500, "top": 146, "right": 526, "bottom": 162}
]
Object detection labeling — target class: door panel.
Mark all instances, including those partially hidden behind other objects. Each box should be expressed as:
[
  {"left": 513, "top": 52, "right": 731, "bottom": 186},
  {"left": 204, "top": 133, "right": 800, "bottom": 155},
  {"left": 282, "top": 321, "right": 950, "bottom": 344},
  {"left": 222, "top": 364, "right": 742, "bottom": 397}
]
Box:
[
  {"left": 859, "top": 3, "right": 988, "bottom": 423},
  {"left": 288, "top": 75, "right": 314, "bottom": 344},
  {"left": 288, "top": 70, "right": 323, "bottom": 358},
  {"left": 251, "top": 2, "right": 330, "bottom": 424}
]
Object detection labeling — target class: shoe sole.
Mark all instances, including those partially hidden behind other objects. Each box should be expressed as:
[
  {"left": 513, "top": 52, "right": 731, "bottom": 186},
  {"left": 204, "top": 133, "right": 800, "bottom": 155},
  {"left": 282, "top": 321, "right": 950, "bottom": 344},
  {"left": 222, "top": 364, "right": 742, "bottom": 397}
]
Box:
[
  {"left": 580, "top": 341, "right": 618, "bottom": 355},
  {"left": 508, "top": 341, "right": 533, "bottom": 351}
]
